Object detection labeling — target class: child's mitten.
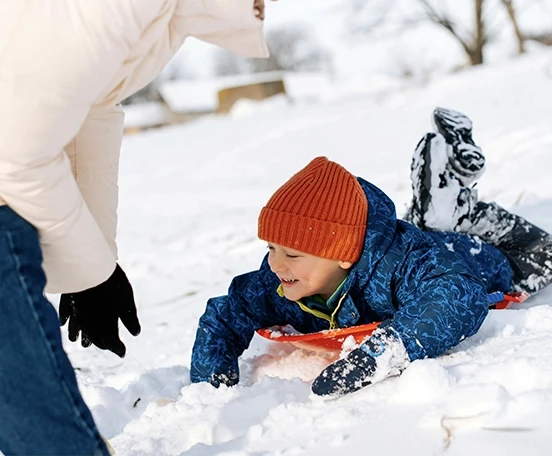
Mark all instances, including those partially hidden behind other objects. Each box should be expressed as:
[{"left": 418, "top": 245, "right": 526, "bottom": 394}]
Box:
[
  {"left": 312, "top": 331, "right": 409, "bottom": 397},
  {"left": 210, "top": 363, "right": 239, "bottom": 388},
  {"left": 311, "top": 340, "right": 380, "bottom": 397}
]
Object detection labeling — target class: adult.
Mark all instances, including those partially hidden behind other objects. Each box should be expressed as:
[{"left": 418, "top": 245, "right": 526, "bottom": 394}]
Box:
[{"left": 0, "top": 1, "right": 269, "bottom": 454}]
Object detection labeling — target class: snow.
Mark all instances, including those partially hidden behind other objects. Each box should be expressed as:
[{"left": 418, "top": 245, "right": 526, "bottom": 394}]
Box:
[
  {"left": 158, "top": 78, "right": 220, "bottom": 114},
  {"left": 54, "top": 49, "right": 552, "bottom": 455},
  {"left": 158, "top": 72, "right": 333, "bottom": 114}
]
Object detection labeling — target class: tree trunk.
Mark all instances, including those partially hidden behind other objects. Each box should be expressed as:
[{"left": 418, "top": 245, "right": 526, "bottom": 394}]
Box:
[
  {"left": 417, "top": 0, "right": 488, "bottom": 66},
  {"left": 472, "top": 0, "right": 485, "bottom": 65},
  {"left": 501, "top": 0, "right": 525, "bottom": 54}
]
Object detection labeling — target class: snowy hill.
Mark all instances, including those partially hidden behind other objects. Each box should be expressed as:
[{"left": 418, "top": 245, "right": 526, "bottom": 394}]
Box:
[{"left": 60, "top": 50, "right": 552, "bottom": 456}]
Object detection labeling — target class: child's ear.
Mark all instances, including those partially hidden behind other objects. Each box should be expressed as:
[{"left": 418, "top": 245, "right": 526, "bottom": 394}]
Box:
[{"left": 338, "top": 261, "right": 354, "bottom": 270}]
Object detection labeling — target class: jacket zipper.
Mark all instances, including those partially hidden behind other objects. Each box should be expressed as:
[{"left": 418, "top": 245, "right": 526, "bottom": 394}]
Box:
[{"left": 277, "top": 285, "right": 348, "bottom": 330}]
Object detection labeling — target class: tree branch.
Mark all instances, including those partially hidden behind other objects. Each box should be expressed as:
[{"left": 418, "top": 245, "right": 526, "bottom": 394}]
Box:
[
  {"left": 418, "top": 0, "right": 472, "bottom": 56},
  {"left": 501, "top": 0, "right": 525, "bottom": 53}
]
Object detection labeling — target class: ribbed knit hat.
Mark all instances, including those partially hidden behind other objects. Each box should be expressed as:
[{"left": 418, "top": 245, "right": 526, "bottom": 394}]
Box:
[{"left": 258, "top": 157, "right": 368, "bottom": 262}]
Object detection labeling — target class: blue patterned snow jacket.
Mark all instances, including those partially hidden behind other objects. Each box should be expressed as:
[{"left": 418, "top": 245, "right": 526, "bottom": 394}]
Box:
[{"left": 191, "top": 178, "right": 514, "bottom": 385}]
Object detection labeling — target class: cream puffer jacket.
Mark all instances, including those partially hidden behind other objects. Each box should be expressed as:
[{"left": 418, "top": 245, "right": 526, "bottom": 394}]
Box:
[{"left": 0, "top": 0, "right": 268, "bottom": 293}]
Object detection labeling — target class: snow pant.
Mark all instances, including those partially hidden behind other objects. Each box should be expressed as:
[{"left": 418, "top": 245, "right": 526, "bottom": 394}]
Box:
[
  {"left": 404, "top": 107, "right": 552, "bottom": 294},
  {"left": 0, "top": 206, "right": 109, "bottom": 456},
  {"left": 464, "top": 201, "right": 552, "bottom": 293}
]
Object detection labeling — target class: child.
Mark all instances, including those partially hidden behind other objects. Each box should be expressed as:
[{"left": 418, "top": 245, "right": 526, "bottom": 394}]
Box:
[{"left": 191, "top": 108, "right": 552, "bottom": 397}]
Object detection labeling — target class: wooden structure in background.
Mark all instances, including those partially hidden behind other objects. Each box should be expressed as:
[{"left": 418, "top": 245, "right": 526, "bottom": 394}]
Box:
[{"left": 217, "top": 79, "right": 286, "bottom": 114}]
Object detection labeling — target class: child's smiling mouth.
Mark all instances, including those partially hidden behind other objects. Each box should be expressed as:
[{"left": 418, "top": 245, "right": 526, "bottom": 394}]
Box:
[{"left": 281, "top": 278, "right": 298, "bottom": 286}]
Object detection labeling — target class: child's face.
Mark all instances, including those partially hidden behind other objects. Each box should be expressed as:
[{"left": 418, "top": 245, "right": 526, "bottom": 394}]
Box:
[{"left": 267, "top": 243, "right": 353, "bottom": 302}]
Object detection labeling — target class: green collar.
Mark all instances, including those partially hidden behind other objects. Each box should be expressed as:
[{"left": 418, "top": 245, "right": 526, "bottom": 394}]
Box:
[
  {"left": 276, "top": 279, "right": 349, "bottom": 330},
  {"left": 276, "top": 277, "right": 347, "bottom": 312},
  {"left": 325, "top": 278, "right": 347, "bottom": 310}
]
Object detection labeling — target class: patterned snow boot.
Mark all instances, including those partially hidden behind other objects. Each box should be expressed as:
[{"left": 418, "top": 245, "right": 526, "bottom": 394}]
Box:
[
  {"left": 404, "top": 107, "right": 485, "bottom": 231},
  {"left": 433, "top": 107, "right": 486, "bottom": 187},
  {"left": 405, "top": 107, "right": 552, "bottom": 294},
  {"left": 404, "top": 132, "right": 477, "bottom": 232}
]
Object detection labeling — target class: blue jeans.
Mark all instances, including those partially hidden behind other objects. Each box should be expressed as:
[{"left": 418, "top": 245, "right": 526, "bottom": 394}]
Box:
[{"left": 0, "top": 206, "right": 109, "bottom": 456}]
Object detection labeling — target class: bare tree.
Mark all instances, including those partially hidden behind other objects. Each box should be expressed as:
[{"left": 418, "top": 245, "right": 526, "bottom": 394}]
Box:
[
  {"left": 249, "top": 26, "right": 334, "bottom": 74},
  {"left": 349, "top": 0, "right": 534, "bottom": 68},
  {"left": 418, "top": 0, "right": 487, "bottom": 66},
  {"left": 417, "top": 0, "right": 535, "bottom": 66},
  {"left": 212, "top": 24, "right": 333, "bottom": 76},
  {"left": 500, "top": 0, "right": 525, "bottom": 53},
  {"left": 347, "top": 0, "right": 396, "bottom": 37},
  {"left": 251, "top": 24, "right": 332, "bottom": 72},
  {"left": 525, "top": 31, "right": 552, "bottom": 46}
]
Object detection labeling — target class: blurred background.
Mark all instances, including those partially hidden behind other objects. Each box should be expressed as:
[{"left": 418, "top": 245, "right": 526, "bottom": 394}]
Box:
[{"left": 122, "top": 0, "right": 552, "bottom": 134}]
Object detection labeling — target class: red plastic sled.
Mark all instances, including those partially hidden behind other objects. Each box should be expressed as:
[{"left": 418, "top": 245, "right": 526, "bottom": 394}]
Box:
[
  {"left": 256, "top": 291, "right": 530, "bottom": 353},
  {"left": 492, "top": 291, "right": 530, "bottom": 309}
]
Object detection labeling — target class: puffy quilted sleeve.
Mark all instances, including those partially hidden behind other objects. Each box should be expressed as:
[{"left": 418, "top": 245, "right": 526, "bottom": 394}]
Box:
[
  {"left": 0, "top": 101, "right": 118, "bottom": 293},
  {"left": 174, "top": 0, "right": 269, "bottom": 58},
  {"left": 0, "top": 1, "right": 168, "bottom": 292},
  {"left": 64, "top": 104, "right": 125, "bottom": 258},
  {"left": 191, "top": 269, "right": 280, "bottom": 385},
  {"left": 383, "top": 246, "right": 489, "bottom": 361}
]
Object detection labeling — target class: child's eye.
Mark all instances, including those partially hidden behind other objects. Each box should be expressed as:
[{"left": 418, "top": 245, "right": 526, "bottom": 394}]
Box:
[{"left": 286, "top": 254, "right": 298, "bottom": 259}]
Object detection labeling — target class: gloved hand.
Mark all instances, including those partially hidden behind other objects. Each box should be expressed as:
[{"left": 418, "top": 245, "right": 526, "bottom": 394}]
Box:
[
  {"left": 312, "top": 331, "right": 410, "bottom": 397},
  {"left": 207, "top": 360, "right": 240, "bottom": 388},
  {"left": 311, "top": 341, "right": 379, "bottom": 397},
  {"left": 59, "top": 264, "right": 141, "bottom": 358},
  {"left": 210, "top": 371, "right": 239, "bottom": 388}
]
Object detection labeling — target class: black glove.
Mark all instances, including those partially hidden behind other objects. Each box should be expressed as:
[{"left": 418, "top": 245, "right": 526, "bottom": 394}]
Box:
[{"left": 59, "top": 264, "right": 141, "bottom": 358}]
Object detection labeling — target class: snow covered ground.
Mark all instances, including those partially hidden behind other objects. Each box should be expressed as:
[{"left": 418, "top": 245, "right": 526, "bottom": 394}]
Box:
[{"left": 57, "top": 50, "right": 552, "bottom": 455}]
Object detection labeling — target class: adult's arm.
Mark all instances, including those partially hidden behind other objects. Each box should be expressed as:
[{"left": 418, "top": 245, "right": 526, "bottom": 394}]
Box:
[
  {"left": 0, "top": 1, "right": 169, "bottom": 292},
  {"left": 172, "top": 0, "right": 269, "bottom": 58},
  {"left": 64, "top": 104, "right": 125, "bottom": 259}
]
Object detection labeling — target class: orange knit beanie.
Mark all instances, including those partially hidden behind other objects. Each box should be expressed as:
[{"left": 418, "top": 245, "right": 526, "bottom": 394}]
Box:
[{"left": 258, "top": 157, "right": 368, "bottom": 263}]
